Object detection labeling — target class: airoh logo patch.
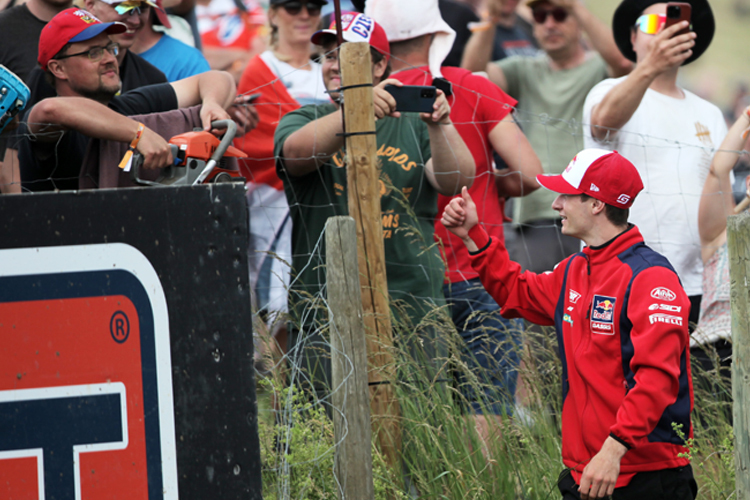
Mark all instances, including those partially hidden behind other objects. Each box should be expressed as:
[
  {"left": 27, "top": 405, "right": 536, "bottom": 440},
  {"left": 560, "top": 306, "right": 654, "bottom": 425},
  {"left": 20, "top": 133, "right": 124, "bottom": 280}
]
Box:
[{"left": 650, "top": 287, "right": 676, "bottom": 301}]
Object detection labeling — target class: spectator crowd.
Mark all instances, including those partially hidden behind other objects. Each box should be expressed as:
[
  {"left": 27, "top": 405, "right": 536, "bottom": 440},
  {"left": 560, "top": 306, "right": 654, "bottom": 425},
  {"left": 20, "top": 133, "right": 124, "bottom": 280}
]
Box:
[{"left": 0, "top": 0, "right": 744, "bottom": 498}]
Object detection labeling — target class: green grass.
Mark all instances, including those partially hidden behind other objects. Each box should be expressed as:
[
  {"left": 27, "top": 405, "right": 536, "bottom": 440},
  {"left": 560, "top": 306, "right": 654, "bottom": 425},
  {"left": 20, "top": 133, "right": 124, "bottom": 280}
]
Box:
[{"left": 256, "top": 316, "right": 736, "bottom": 499}]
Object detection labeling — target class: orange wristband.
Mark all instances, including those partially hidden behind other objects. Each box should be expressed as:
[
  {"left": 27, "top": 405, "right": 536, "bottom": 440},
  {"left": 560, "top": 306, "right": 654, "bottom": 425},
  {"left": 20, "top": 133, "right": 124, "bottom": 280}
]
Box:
[
  {"left": 468, "top": 21, "right": 493, "bottom": 33},
  {"left": 129, "top": 122, "right": 145, "bottom": 149},
  {"left": 118, "top": 122, "right": 145, "bottom": 170}
]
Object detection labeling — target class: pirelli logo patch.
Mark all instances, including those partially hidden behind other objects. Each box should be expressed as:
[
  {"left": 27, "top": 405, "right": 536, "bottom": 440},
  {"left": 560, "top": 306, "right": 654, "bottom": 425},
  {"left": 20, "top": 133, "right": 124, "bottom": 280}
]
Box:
[{"left": 591, "top": 295, "right": 616, "bottom": 335}]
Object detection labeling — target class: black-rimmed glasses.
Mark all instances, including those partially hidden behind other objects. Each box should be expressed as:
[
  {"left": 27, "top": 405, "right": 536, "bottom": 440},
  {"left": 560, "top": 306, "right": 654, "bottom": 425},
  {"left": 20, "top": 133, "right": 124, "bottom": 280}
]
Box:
[{"left": 53, "top": 43, "right": 120, "bottom": 63}]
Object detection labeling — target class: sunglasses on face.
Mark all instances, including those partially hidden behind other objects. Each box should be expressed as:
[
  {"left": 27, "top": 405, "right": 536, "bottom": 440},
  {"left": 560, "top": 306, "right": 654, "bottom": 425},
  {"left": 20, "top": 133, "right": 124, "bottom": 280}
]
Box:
[
  {"left": 532, "top": 7, "right": 568, "bottom": 24},
  {"left": 113, "top": 0, "right": 151, "bottom": 16},
  {"left": 54, "top": 42, "right": 121, "bottom": 63},
  {"left": 281, "top": 1, "right": 322, "bottom": 16},
  {"left": 634, "top": 14, "right": 667, "bottom": 35}
]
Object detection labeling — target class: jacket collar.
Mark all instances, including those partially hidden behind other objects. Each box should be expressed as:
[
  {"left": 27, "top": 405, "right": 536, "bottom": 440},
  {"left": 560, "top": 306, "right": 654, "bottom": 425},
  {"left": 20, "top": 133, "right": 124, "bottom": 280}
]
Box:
[{"left": 583, "top": 224, "right": 643, "bottom": 265}]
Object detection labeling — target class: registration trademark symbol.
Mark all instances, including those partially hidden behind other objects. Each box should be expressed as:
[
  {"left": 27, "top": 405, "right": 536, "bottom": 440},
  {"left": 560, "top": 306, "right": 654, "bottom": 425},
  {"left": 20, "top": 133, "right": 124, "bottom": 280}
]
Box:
[{"left": 110, "top": 311, "right": 130, "bottom": 343}]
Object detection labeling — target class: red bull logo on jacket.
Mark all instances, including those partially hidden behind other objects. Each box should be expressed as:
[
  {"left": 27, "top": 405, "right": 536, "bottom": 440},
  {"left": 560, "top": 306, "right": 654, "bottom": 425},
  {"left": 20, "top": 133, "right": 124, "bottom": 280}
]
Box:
[{"left": 591, "top": 295, "right": 616, "bottom": 335}]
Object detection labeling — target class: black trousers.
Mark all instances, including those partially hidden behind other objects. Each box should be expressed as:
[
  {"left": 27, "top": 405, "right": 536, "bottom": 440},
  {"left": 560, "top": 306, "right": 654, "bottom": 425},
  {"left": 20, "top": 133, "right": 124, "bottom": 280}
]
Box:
[{"left": 557, "top": 465, "right": 697, "bottom": 500}]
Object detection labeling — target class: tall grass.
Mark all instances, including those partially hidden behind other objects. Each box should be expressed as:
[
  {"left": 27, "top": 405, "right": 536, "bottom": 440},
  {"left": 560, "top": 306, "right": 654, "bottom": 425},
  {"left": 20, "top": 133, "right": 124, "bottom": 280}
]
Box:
[{"left": 256, "top": 312, "right": 736, "bottom": 499}]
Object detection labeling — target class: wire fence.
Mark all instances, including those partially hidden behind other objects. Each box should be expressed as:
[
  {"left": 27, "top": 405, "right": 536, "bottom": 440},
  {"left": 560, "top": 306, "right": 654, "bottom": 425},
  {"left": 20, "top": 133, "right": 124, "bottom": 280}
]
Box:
[{"left": 1, "top": 47, "right": 743, "bottom": 499}]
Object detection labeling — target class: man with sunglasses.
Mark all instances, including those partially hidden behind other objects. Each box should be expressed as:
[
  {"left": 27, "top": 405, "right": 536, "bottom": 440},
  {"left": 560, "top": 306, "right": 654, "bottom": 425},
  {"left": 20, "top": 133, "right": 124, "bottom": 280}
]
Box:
[
  {"left": 128, "top": 0, "right": 210, "bottom": 82},
  {"left": 583, "top": 0, "right": 727, "bottom": 335},
  {"left": 16, "top": 8, "right": 238, "bottom": 191},
  {"left": 463, "top": 0, "right": 632, "bottom": 275}
]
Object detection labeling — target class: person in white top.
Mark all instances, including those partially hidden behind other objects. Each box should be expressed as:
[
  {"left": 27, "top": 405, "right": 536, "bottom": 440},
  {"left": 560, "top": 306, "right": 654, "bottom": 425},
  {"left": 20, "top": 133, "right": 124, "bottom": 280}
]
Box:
[
  {"left": 583, "top": 0, "right": 726, "bottom": 331},
  {"left": 690, "top": 106, "right": 750, "bottom": 409},
  {"left": 234, "top": 0, "right": 330, "bottom": 365}
]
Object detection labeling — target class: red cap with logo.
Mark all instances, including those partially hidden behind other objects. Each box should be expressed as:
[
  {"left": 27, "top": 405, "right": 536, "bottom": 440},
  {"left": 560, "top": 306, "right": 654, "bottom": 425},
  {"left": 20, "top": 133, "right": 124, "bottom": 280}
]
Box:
[
  {"left": 536, "top": 148, "right": 644, "bottom": 208},
  {"left": 38, "top": 8, "right": 127, "bottom": 71},
  {"left": 311, "top": 12, "right": 390, "bottom": 63}
]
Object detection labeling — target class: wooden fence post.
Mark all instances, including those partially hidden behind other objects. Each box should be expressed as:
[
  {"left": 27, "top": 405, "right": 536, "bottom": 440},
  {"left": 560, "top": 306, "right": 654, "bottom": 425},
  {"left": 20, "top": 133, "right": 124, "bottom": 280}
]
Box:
[
  {"left": 339, "top": 41, "right": 401, "bottom": 468},
  {"left": 326, "top": 216, "right": 375, "bottom": 500},
  {"left": 727, "top": 212, "right": 750, "bottom": 496}
]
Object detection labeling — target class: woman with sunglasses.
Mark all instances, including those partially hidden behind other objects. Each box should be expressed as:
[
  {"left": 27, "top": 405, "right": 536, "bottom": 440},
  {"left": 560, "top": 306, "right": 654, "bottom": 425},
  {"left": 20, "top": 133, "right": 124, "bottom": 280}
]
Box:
[{"left": 233, "top": 0, "right": 329, "bottom": 362}]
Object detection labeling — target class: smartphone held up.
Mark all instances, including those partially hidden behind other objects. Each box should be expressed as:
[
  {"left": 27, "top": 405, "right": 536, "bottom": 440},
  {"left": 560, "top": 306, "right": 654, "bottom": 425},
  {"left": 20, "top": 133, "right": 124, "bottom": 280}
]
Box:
[
  {"left": 665, "top": 2, "right": 692, "bottom": 36},
  {"left": 383, "top": 85, "right": 437, "bottom": 114}
]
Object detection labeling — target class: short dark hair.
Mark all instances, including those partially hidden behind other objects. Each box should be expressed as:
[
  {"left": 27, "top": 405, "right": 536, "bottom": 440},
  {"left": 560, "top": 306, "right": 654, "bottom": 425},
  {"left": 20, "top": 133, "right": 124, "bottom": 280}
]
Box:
[
  {"left": 370, "top": 47, "right": 391, "bottom": 79},
  {"left": 44, "top": 42, "right": 72, "bottom": 86},
  {"left": 580, "top": 194, "right": 629, "bottom": 227}
]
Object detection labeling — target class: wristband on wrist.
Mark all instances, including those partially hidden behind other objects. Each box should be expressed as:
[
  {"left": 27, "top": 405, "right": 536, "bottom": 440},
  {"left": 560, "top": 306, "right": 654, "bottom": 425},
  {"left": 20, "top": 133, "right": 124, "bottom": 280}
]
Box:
[
  {"left": 468, "top": 21, "right": 493, "bottom": 33},
  {"left": 129, "top": 122, "right": 145, "bottom": 148},
  {"left": 118, "top": 122, "right": 146, "bottom": 170}
]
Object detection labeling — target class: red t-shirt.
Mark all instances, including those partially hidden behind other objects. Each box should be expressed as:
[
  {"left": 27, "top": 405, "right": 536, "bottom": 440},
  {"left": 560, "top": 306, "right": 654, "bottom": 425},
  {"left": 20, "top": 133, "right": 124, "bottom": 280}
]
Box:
[{"left": 393, "top": 66, "right": 517, "bottom": 283}]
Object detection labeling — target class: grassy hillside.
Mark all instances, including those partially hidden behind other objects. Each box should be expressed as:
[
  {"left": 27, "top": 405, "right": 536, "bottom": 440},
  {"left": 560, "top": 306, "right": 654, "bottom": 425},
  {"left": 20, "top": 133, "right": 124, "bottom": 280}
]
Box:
[{"left": 586, "top": 0, "right": 750, "bottom": 112}]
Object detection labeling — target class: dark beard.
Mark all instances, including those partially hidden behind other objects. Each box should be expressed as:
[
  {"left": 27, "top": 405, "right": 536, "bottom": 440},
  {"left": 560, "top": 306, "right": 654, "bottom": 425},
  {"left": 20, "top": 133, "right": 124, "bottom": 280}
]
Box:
[{"left": 77, "top": 83, "right": 120, "bottom": 104}]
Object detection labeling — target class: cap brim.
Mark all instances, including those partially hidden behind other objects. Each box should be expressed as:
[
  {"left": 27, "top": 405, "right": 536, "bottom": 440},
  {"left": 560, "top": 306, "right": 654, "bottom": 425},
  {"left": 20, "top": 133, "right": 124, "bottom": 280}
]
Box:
[
  {"left": 536, "top": 174, "right": 582, "bottom": 195},
  {"left": 69, "top": 21, "right": 127, "bottom": 43},
  {"left": 311, "top": 29, "right": 337, "bottom": 46}
]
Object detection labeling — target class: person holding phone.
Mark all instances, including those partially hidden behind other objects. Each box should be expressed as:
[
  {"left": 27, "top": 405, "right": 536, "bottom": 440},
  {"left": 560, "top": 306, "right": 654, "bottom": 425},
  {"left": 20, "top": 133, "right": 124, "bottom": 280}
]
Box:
[
  {"left": 274, "top": 12, "right": 475, "bottom": 400},
  {"left": 584, "top": 0, "right": 727, "bottom": 336},
  {"left": 366, "top": 0, "right": 543, "bottom": 452}
]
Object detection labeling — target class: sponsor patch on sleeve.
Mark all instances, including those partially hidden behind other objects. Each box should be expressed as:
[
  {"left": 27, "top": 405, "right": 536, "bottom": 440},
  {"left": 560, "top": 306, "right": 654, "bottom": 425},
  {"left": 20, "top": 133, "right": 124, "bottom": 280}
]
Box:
[{"left": 649, "top": 313, "right": 683, "bottom": 326}]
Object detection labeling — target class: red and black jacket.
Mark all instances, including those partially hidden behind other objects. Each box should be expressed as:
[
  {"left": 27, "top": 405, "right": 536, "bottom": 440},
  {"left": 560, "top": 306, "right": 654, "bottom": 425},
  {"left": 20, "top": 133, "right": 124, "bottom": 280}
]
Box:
[{"left": 468, "top": 224, "right": 693, "bottom": 486}]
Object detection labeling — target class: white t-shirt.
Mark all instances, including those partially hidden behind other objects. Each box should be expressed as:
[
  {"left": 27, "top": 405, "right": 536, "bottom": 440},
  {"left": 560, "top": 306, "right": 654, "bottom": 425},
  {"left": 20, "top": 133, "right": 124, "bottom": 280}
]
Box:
[
  {"left": 260, "top": 50, "right": 330, "bottom": 106},
  {"left": 583, "top": 77, "right": 727, "bottom": 296}
]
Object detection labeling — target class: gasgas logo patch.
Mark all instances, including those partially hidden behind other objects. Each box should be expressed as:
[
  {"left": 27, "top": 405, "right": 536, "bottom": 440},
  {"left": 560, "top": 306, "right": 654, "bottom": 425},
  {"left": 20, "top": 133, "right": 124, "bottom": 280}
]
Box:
[{"left": 590, "top": 295, "right": 616, "bottom": 335}]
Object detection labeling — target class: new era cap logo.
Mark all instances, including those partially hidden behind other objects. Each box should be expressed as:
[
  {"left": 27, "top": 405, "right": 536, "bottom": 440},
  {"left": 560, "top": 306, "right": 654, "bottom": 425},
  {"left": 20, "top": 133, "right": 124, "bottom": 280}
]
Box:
[{"left": 590, "top": 183, "right": 600, "bottom": 192}]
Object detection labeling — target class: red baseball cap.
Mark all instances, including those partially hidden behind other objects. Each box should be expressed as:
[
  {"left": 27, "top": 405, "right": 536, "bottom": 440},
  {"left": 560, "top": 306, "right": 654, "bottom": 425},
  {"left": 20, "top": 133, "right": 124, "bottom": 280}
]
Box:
[
  {"left": 38, "top": 9, "right": 127, "bottom": 71},
  {"left": 311, "top": 12, "right": 390, "bottom": 63},
  {"left": 536, "top": 149, "right": 644, "bottom": 208}
]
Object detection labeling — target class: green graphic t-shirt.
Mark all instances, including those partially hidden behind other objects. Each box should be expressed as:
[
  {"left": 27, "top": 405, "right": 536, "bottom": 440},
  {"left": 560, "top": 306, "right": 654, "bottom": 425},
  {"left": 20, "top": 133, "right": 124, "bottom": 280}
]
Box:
[{"left": 274, "top": 104, "right": 446, "bottom": 333}]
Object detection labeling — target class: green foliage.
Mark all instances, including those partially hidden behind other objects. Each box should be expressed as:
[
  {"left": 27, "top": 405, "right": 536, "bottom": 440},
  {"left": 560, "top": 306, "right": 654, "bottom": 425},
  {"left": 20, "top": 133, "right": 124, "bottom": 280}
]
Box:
[
  {"left": 257, "top": 378, "right": 407, "bottom": 500},
  {"left": 258, "top": 317, "right": 737, "bottom": 499}
]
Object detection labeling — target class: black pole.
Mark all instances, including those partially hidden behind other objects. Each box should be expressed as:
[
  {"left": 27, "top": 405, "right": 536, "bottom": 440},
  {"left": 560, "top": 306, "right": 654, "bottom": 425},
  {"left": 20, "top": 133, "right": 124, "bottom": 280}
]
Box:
[{"left": 333, "top": 0, "right": 344, "bottom": 47}]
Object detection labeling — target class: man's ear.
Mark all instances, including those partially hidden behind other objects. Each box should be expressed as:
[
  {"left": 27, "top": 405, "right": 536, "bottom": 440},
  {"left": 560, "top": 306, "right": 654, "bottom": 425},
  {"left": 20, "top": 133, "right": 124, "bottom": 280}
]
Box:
[
  {"left": 83, "top": 0, "right": 96, "bottom": 11},
  {"left": 590, "top": 198, "right": 607, "bottom": 215},
  {"left": 47, "top": 60, "right": 67, "bottom": 81},
  {"left": 372, "top": 57, "right": 388, "bottom": 81}
]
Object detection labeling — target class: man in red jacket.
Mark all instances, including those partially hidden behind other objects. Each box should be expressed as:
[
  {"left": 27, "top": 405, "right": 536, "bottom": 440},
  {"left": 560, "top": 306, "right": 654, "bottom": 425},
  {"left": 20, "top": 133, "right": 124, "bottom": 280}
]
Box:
[{"left": 442, "top": 148, "right": 696, "bottom": 499}]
